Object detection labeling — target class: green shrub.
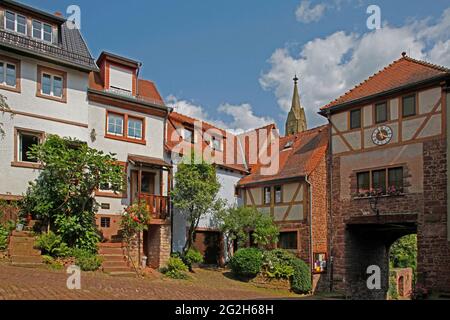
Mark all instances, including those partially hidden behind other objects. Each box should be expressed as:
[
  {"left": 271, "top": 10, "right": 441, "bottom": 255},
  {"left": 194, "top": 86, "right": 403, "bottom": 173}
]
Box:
[
  {"left": 160, "top": 256, "right": 189, "bottom": 279},
  {"left": 71, "top": 248, "right": 102, "bottom": 271},
  {"left": 42, "top": 255, "right": 64, "bottom": 270},
  {"left": 388, "top": 272, "right": 399, "bottom": 300},
  {"left": 0, "top": 225, "right": 9, "bottom": 251},
  {"left": 183, "top": 249, "right": 204, "bottom": 270},
  {"left": 0, "top": 220, "right": 15, "bottom": 251},
  {"left": 230, "top": 248, "right": 263, "bottom": 278},
  {"left": 262, "top": 249, "right": 296, "bottom": 279},
  {"left": 290, "top": 258, "right": 312, "bottom": 294},
  {"left": 35, "top": 231, "right": 71, "bottom": 258}
]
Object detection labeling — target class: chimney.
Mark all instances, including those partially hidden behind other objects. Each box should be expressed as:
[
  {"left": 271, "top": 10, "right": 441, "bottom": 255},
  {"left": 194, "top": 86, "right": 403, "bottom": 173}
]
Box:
[{"left": 54, "top": 11, "right": 63, "bottom": 17}]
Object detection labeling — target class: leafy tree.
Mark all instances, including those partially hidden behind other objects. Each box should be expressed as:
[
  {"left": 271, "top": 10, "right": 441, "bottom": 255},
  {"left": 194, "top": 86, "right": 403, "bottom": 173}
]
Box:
[
  {"left": 171, "top": 154, "right": 223, "bottom": 254},
  {"left": 390, "top": 234, "right": 417, "bottom": 272},
  {"left": 215, "top": 206, "right": 279, "bottom": 255},
  {"left": 21, "top": 135, "right": 125, "bottom": 253},
  {"left": 0, "top": 94, "right": 12, "bottom": 138}
]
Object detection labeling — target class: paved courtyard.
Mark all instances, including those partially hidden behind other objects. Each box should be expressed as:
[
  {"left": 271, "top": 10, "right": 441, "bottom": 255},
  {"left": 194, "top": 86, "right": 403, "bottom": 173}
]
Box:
[{"left": 0, "top": 262, "right": 304, "bottom": 300}]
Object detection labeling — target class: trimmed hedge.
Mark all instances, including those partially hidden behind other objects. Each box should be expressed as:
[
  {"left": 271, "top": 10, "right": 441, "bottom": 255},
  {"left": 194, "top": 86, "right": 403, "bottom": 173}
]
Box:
[
  {"left": 290, "top": 258, "right": 312, "bottom": 294},
  {"left": 230, "top": 248, "right": 263, "bottom": 278},
  {"left": 231, "top": 248, "right": 312, "bottom": 294}
]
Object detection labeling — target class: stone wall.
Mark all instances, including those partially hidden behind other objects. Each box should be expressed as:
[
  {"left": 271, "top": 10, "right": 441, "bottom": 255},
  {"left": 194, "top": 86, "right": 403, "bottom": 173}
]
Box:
[
  {"left": 419, "top": 138, "right": 450, "bottom": 293},
  {"left": 145, "top": 224, "right": 171, "bottom": 269},
  {"left": 330, "top": 138, "right": 450, "bottom": 298}
]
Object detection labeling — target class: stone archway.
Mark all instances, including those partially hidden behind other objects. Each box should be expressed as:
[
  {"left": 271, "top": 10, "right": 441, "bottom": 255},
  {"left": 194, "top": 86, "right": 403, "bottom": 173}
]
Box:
[{"left": 343, "top": 215, "right": 417, "bottom": 300}]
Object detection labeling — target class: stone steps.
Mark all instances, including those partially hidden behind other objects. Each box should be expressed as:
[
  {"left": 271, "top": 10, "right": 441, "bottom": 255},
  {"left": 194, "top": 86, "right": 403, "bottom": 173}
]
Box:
[
  {"left": 99, "top": 243, "right": 135, "bottom": 275},
  {"left": 8, "top": 231, "right": 43, "bottom": 267}
]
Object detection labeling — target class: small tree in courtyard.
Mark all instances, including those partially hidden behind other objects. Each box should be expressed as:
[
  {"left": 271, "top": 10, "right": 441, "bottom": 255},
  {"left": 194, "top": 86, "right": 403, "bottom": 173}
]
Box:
[
  {"left": 0, "top": 94, "right": 12, "bottom": 138},
  {"left": 21, "top": 135, "right": 125, "bottom": 253},
  {"left": 215, "top": 206, "right": 279, "bottom": 256},
  {"left": 171, "top": 153, "right": 224, "bottom": 254}
]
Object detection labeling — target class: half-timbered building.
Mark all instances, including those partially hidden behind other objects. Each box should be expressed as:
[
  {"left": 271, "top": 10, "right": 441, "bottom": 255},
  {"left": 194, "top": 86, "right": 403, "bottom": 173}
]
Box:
[{"left": 320, "top": 53, "right": 450, "bottom": 299}]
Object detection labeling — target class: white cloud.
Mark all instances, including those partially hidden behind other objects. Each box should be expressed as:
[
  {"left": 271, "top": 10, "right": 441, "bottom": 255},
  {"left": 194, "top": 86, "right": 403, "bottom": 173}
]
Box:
[
  {"left": 261, "top": 8, "right": 450, "bottom": 128},
  {"left": 166, "top": 95, "right": 275, "bottom": 133},
  {"left": 295, "top": 1, "right": 327, "bottom": 23}
]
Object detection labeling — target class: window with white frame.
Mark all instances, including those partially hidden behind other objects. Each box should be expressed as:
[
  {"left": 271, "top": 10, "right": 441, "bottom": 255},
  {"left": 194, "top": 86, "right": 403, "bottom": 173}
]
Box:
[
  {"left": 41, "top": 72, "right": 63, "bottom": 97},
  {"left": 127, "top": 117, "right": 143, "bottom": 140},
  {"left": 107, "top": 113, "right": 124, "bottom": 136},
  {"left": 32, "top": 20, "right": 52, "bottom": 42},
  {"left": 5, "top": 11, "right": 27, "bottom": 35},
  {"left": 0, "top": 61, "right": 17, "bottom": 87}
]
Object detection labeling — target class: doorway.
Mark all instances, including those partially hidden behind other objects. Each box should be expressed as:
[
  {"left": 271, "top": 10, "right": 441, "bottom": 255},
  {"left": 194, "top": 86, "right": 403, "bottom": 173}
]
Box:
[
  {"left": 193, "top": 231, "right": 222, "bottom": 265},
  {"left": 130, "top": 170, "right": 156, "bottom": 203}
]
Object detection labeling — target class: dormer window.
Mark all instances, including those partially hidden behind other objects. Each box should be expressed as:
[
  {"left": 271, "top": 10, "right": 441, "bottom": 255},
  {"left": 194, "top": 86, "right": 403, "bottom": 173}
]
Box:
[
  {"left": 109, "top": 64, "right": 134, "bottom": 95},
  {"left": 32, "top": 20, "right": 52, "bottom": 43},
  {"left": 5, "top": 11, "right": 27, "bottom": 35}
]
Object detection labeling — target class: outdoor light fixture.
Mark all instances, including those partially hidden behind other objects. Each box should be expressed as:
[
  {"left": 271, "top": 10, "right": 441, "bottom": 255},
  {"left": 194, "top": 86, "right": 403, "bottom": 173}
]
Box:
[{"left": 369, "top": 196, "right": 380, "bottom": 217}]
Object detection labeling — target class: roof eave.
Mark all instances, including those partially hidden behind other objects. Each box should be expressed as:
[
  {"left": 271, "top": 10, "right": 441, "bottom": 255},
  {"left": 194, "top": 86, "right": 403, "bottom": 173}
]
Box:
[
  {"left": 0, "top": 43, "right": 99, "bottom": 72},
  {"left": 319, "top": 73, "right": 450, "bottom": 116},
  {"left": 87, "top": 88, "right": 169, "bottom": 112},
  {"left": 238, "top": 175, "right": 305, "bottom": 188}
]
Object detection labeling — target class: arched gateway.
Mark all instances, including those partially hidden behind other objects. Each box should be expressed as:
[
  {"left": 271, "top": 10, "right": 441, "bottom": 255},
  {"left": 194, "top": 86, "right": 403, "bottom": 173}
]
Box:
[{"left": 319, "top": 54, "right": 450, "bottom": 299}]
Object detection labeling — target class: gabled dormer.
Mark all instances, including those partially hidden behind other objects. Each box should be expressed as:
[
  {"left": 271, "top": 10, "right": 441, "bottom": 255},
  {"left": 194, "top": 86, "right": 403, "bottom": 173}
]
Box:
[{"left": 97, "top": 51, "right": 140, "bottom": 98}]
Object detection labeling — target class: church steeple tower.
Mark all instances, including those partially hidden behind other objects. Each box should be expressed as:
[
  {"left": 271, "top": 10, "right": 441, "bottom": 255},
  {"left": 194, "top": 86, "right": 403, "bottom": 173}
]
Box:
[{"left": 285, "top": 75, "right": 307, "bottom": 136}]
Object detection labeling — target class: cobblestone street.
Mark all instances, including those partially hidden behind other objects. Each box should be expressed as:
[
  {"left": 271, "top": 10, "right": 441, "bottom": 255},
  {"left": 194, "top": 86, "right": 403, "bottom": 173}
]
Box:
[{"left": 0, "top": 263, "right": 302, "bottom": 300}]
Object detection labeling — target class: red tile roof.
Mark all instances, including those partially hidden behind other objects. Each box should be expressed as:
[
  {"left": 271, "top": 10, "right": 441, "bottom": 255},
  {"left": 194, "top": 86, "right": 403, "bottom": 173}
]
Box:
[
  {"left": 137, "top": 79, "right": 164, "bottom": 105},
  {"left": 166, "top": 112, "right": 248, "bottom": 173},
  {"left": 237, "top": 125, "right": 329, "bottom": 186},
  {"left": 321, "top": 55, "right": 450, "bottom": 110}
]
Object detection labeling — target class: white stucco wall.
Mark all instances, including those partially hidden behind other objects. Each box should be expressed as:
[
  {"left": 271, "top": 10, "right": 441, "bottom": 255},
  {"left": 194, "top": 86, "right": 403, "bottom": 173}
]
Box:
[
  {"left": 171, "top": 163, "right": 244, "bottom": 257},
  {"left": 88, "top": 101, "right": 167, "bottom": 216},
  {"left": 0, "top": 50, "right": 90, "bottom": 197}
]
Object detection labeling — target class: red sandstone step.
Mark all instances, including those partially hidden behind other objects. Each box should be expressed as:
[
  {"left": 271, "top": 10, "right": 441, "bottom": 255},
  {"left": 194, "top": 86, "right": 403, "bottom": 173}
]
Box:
[
  {"left": 9, "top": 241, "right": 38, "bottom": 250},
  {"left": 99, "top": 247, "right": 125, "bottom": 255},
  {"left": 102, "top": 260, "right": 129, "bottom": 268},
  {"left": 10, "top": 255, "right": 43, "bottom": 264},
  {"left": 103, "top": 266, "right": 134, "bottom": 273},
  {"left": 11, "top": 231, "right": 34, "bottom": 237},
  {"left": 109, "top": 271, "right": 137, "bottom": 278},
  {"left": 9, "top": 237, "right": 36, "bottom": 245},
  {"left": 9, "top": 249, "right": 41, "bottom": 257},
  {"left": 99, "top": 243, "right": 123, "bottom": 248},
  {"left": 101, "top": 254, "right": 127, "bottom": 262}
]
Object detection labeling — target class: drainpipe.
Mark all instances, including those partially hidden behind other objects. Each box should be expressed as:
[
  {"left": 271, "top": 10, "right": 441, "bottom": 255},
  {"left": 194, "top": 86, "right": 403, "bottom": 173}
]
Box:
[
  {"left": 326, "top": 110, "right": 334, "bottom": 292},
  {"left": 305, "top": 174, "right": 314, "bottom": 288}
]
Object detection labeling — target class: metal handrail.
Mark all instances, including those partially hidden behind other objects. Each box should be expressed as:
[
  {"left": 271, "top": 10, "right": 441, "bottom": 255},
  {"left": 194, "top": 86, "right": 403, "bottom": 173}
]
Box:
[{"left": 0, "top": 30, "right": 95, "bottom": 66}]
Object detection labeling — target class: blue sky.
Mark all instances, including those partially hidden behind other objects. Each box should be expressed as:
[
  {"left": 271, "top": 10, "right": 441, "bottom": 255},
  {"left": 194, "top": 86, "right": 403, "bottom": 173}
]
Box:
[{"left": 25, "top": 0, "right": 450, "bottom": 133}]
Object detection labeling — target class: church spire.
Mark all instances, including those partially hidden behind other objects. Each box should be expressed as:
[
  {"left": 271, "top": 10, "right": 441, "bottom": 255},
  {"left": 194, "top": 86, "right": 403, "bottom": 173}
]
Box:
[{"left": 285, "top": 75, "right": 307, "bottom": 136}]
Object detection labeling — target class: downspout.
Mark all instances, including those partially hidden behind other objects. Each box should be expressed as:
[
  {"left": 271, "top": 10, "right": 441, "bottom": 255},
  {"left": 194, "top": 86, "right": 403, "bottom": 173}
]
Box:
[
  {"left": 326, "top": 110, "right": 334, "bottom": 292},
  {"left": 305, "top": 174, "right": 314, "bottom": 288}
]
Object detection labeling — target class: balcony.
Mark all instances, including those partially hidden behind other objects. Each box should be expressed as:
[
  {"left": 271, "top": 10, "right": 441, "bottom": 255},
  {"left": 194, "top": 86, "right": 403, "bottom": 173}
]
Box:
[
  {"left": 0, "top": 30, "right": 96, "bottom": 70},
  {"left": 140, "top": 195, "right": 169, "bottom": 221}
]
